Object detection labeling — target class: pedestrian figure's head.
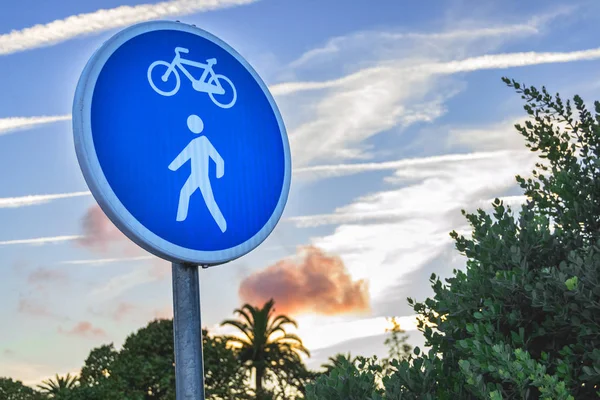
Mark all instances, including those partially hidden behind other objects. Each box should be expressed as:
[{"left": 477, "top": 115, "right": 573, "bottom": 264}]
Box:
[{"left": 187, "top": 114, "right": 204, "bottom": 134}]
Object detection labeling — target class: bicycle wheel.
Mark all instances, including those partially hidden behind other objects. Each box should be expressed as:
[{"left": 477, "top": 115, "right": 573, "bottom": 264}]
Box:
[
  {"left": 208, "top": 74, "right": 237, "bottom": 109},
  {"left": 147, "top": 61, "right": 180, "bottom": 96}
]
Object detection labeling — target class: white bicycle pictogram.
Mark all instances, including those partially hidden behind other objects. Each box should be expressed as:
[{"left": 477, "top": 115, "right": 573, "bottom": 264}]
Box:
[{"left": 147, "top": 47, "right": 237, "bottom": 109}]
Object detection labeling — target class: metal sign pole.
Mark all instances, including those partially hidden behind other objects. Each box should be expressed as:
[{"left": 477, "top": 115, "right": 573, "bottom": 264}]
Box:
[{"left": 172, "top": 262, "right": 206, "bottom": 399}]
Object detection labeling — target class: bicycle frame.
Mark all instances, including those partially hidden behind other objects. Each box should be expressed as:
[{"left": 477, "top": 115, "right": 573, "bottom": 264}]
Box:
[{"left": 164, "top": 51, "right": 225, "bottom": 95}]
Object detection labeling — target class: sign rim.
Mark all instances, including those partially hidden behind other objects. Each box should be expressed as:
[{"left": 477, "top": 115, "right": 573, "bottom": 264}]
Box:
[{"left": 73, "top": 20, "right": 291, "bottom": 266}]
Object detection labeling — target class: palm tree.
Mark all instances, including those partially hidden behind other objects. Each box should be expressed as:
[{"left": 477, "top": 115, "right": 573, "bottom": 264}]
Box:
[
  {"left": 221, "top": 299, "right": 309, "bottom": 396},
  {"left": 38, "top": 373, "right": 78, "bottom": 397},
  {"left": 320, "top": 352, "right": 355, "bottom": 374}
]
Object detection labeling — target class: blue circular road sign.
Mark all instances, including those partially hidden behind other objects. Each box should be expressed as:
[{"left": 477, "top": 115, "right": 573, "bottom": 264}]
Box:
[{"left": 73, "top": 21, "right": 291, "bottom": 266}]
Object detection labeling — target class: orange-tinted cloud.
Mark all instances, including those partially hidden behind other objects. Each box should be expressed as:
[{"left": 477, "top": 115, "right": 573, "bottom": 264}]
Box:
[
  {"left": 78, "top": 205, "right": 138, "bottom": 254},
  {"left": 59, "top": 322, "right": 106, "bottom": 338},
  {"left": 239, "top": 246, "right": 370, "bottom": 316}
]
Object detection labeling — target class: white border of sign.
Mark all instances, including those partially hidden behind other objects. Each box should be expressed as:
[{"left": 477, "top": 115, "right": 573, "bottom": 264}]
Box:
[{"left": 73, "top": 21, "right": 291, "bottom": 266}]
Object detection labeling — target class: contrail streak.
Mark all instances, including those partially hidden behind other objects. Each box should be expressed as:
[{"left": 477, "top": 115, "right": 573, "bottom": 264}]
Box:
[
  {"left": 0, "top": 235, "right": 82, "bottom": 246},
  {"left": 60, "top": 256, "right": 154, "bottom": 265},
  {"left": 0, "top": 0, "right": 260, "bottom": 56},
  {"left": 271, "top": 47, "right": 600, "bottom": 96},
  {"left": 0, "top": 191, "right": 91, "bottom": 208},
  {"left": 0, "top": 115, "right": 71, "bottom": 136},
  {"left": 294, "top": 151, "right": 511, "bottom": 177}
]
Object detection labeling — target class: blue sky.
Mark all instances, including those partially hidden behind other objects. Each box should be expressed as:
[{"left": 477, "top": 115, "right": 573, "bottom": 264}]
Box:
[{"left": 2, "top": 0, "right": 600, "bottom": 384}]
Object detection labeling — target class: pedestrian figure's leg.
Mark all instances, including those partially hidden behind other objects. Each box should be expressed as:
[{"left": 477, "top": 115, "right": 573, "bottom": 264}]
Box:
[
  {"left": 199, "top": 184, "right": 227, "bottom": 232},
  {"left": 177, "top": 178, "right": 196, "bottom": 222}
]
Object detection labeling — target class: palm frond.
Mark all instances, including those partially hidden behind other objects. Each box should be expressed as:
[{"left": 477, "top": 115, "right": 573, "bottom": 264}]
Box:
[
  {"left": 221, "top": 334, "right": 253, "bottom": 348},
  {"left": 234, "top": 306, "right": 256, "bottom": 327},
  {"left": 221, "top": 319, "right": 254, "bottom": 342},
  {"left": 270, "top": 314, "right": 298, "bottom": 328}
]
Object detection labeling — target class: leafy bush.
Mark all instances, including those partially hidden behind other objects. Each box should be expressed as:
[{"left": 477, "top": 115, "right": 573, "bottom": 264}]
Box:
[{"left": 306, "top": 356, "right": 383, "bottom": 400}]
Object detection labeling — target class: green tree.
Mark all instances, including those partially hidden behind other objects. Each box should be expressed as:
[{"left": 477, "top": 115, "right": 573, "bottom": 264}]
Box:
[
  {"left": 37, "top": 373, "right": 78, "bottom": 397},
  {"left": 67, "top": 319, "right": 250, "bottom": 399},
  {"left": 78, "top": 344, "right": 117, "bottom": 387},
  {"left": 108, "top": 319, "right": 176, "bottom": 399},
  {"left": 63, "top": 344, "right": 121, "bottom": 400},
  {"left": 307, "top": 78, "right": 600, "bottom": 399},
  {"left": 221, "top": 299, "right": 310, "bottom": 398},
  {"left": 0, "top": 378, "right": 44, "bottom": 400}
]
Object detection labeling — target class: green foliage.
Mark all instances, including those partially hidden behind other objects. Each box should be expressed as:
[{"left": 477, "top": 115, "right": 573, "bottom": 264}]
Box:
[
  {"left": 64, "top": 319, "right": 250, "bottom": 399},
  {"left": 109, "top": 319, "right": 176, "bottom": 399},
  {"left": 307, "top": 78, "right": 600, "bottom": 399},
  {"left": 37, "top": 374, "right": 78, "bottom": 398},
  {"left": 320, "top": 353, "right": 356, "bottom": 375},
  {"left": 0, "top": 378, "right": 44, "bottom": 400},
  {"left": 78, "top": 344, "right": 117, "bottom": 387},
  {"left": 400, "top": 79, "right": 600, "bottom": 398},
  {"left": 306, "top": 356, "right": 384, "bottom": 400},
  {"left": 221, "top": 299, "right": 311, "bottom": 398}
]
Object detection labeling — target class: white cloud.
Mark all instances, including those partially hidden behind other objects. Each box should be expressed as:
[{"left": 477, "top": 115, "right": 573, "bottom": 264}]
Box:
[
  {"left": 274, "top": 17, "right": 600, "bottom": 167},
  {"left": 0, "top": 235, "right": 82, "bottom": 246},
  {"left": 284, "top": 66, "right": 452, "bottom": 166},
  {"left": 447, "top": 117, "right": 530, "bottom": 151},
  {"left": 0, "top": 115, "right": 71, "bottom": 136},
  {"left": 0, "top": 191, "right": 90, "bottom": 208},
  {"left": 310, "top": 149, "right": 537, "bottom": 303},
  {"left": 288, "top": 25, "right": 538, "bottom": 71},
  {"left": 0, "top": 0, "right": 259, "bottom": 56},
  {"left": 287, "top": 194, "right": 529, "bottom": 228},
  {"left": 287, "top": 7, "right": 574, "bottom": 69},
  {"left": 294, "top": 314, "right": 420, "bottom": 351}
]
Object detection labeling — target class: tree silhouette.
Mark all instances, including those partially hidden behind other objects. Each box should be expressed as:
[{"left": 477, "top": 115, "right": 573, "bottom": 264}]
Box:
[
  {"left": 37, "top": 373, "right": 78, "bottom": 397},
  {"left": 0, "top": 377, "right": 44, "bottom": 400},
  {"left": 221, "top": 299, "right": 310, "bottom": 397}
]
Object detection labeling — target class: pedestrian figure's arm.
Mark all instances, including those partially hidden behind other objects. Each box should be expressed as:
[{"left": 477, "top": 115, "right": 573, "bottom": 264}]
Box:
[
  {"left": 169, "top": 146, "right": 191, "bottom": 171},
  {"left": 208, "top": 143, "right": 224, "bottom": 178}
]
